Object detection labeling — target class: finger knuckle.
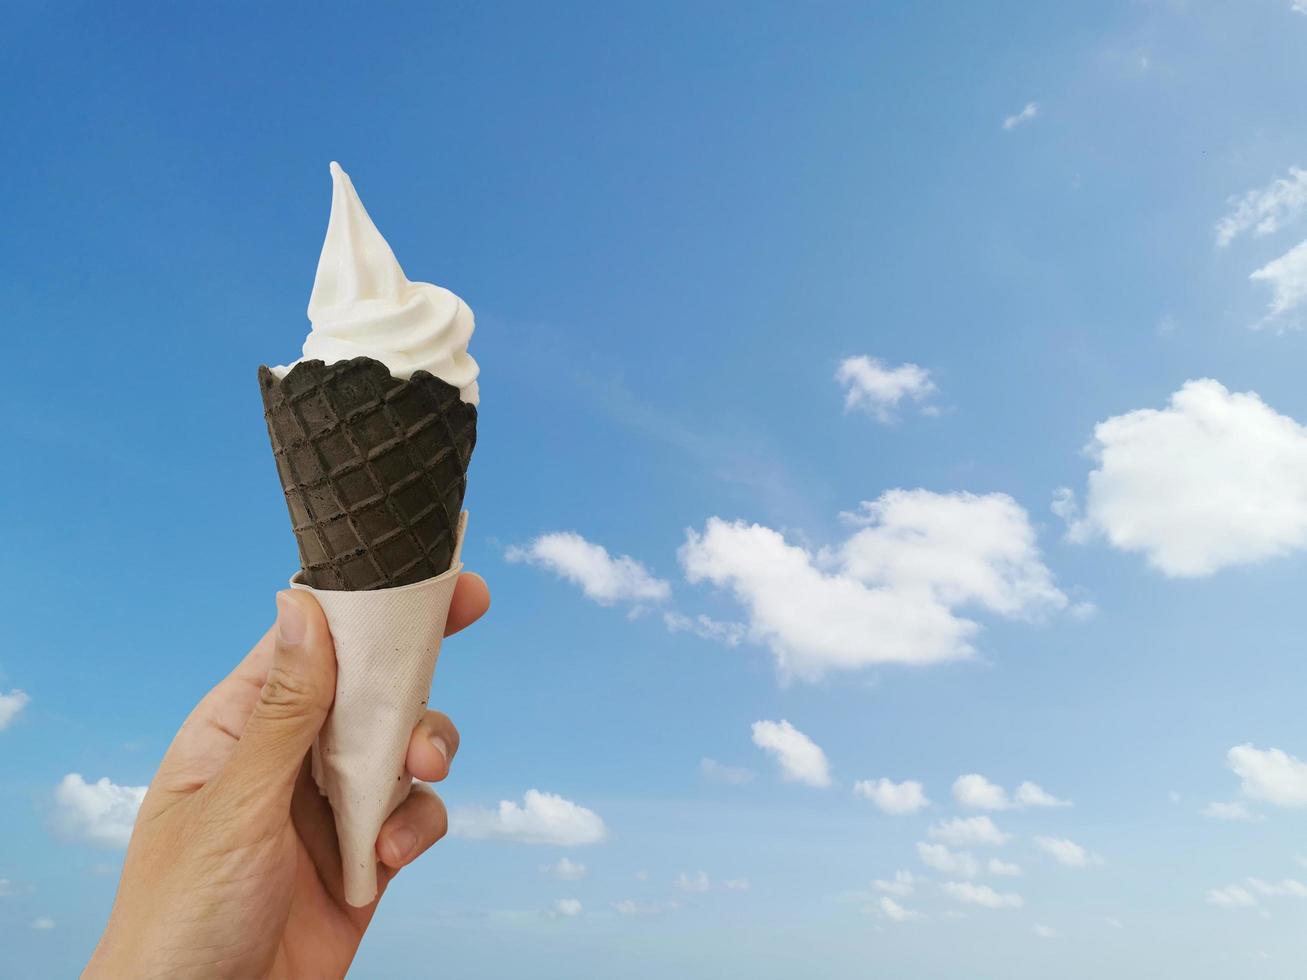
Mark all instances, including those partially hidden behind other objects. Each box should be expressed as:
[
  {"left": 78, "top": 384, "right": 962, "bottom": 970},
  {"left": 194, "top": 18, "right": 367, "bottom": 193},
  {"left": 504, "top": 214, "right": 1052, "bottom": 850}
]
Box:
[{"left": 258, "top": 666, "right": 325, "bottom": 718}]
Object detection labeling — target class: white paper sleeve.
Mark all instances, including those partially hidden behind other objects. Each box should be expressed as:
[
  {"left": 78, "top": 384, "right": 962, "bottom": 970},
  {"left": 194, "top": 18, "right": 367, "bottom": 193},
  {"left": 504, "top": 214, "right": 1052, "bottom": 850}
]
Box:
[{"left": 290, "top": 511, "right": 467, "bottom": 907}]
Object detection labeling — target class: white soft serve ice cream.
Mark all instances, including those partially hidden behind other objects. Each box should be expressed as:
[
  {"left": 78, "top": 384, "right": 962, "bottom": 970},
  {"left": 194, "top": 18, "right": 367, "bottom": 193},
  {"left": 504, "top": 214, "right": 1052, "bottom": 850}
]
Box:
[{"left": 272, "top": 161, "right": 480, "bottom": 405}]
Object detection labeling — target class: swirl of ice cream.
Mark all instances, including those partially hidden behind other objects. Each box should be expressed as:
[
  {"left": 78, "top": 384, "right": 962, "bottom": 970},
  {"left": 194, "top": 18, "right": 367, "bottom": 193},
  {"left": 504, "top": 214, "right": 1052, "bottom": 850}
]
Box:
[{"left": 271, "top": 162, "right": 480, "bottom": 405}]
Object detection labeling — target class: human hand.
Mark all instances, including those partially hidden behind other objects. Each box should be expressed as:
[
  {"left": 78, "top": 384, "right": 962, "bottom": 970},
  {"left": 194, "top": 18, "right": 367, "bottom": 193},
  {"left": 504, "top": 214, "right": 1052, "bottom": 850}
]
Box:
[{"left": 84, "top": 574, "right": 490, "bottom": 980}]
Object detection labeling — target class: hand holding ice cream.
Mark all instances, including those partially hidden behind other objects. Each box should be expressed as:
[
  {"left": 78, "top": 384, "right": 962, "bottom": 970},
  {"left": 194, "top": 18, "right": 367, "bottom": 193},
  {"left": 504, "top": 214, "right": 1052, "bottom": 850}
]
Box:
[{"left": 259, "top": 162, "right": 483, "bottom": 905}]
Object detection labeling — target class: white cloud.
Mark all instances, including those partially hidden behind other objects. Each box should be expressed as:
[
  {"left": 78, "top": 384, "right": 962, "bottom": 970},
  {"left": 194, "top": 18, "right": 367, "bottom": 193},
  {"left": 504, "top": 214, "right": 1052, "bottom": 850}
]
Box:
[
  {"left": 987, "top": 858, "right": 1022, "bottom": 877},
  {"left": 0, "top": 878, "right": 13, "bottom": 896},
  {"left": 700, "top": 757, "right": 754, "bottom": 785},
  {"left": 681, "top": 490, "right": 1065, "bottom": 680},
  {"left": 873, "top": 870, "right": 919, "bottom": 897},
  {"left": 613, "top": 899, "right": 680, "bottom": 916},
  {"left": 1032, "top": 923, "right": 1058, "bottom": 939},
  {"left": 1247, "top": 877, "right": 1307, "bottom": 898},
  {"left": 506, "top": 532, "right": 670, "bottom": 605},
  {"left": 664, "top": 612, "right": 745, "bottom": 646},
  {"left": 0, "top": 689, "right": 30, "bottom": 731},
  {"left": 540, "top": 857, "right": 587, "bottom": 880},
  {"left": 723, "top": 878, "right": 751, "bottom": 891},
  {"left": 835, "top": 356, "right": 937, "bottom": 423},
  {"left": 30, "top": 917, "right": 54, "bottom": 931},
  {"left": 877, "top": 896, "right": 919, "bottom": 922},
  {"left": 1251, "top": 238, "right": 1307, "bottom": 325},
  {"left": 450, "top": 790, "right": 607, "bottom": 846},
  {"left": 1106, "top": 916, "right": 1123, "bottom": 928},
  {"left": 917, "top": 842, "right": 979, "bottom": 878},
  {"left": 550, "top": 898, "right": 583, "bottom": 918},
  {"left": 53, "top": 774, "right": 146, "bottom": 849},
  {"left": 1015, "top": 781, "right": 1072, "bottom": 808},
  {"left": 1207, "top": 885, "right": 1257, "bottom": 909},
  {"left": 1216, "top": 167, "right": 1307, "bottom": 247},
  {"left": 676, "top": 871, "right": 711, "bottom": 893},
  {"left": 751, "top": 720, "right": 832, "bottom": 788},
  {"left": 1229, "top": 744, "right": 1307, "bottom": 808},
  {"left": 854, "top": 778, "right": 929, "bottom": 815},
  {"left": 1066, "top": 380, "right": 1307, "bottom": 576},
  {"left": 1003, "top": 102, "right": 1039, "bottom": 130},
  {"left": 928, "top": 816, "right": 1010, "bottom": 848},
  {"left": 942, "top": 881, "right": 1023, "bottom": 909},
  {"left": 952, "top": 774, "right": 1070, "bottom": 811},
  {"left": 1035, "top": 836, "right": 1102, "bottom": 868},
  {"left": 1203, "top": 801, "right": 1257, "bottom": 821},
  {"left": 952, "top": 774, "right": 1008, "bottom": 810},
  {"left": 1295, "top": 1, "right": 1307, "bottom": 14}
]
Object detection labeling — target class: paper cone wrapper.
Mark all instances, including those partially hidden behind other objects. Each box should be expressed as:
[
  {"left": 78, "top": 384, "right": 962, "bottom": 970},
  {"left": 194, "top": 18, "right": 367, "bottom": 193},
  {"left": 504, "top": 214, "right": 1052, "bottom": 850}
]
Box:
[{"left": 291, "top": 511, "right": 468, "bottom": 907}]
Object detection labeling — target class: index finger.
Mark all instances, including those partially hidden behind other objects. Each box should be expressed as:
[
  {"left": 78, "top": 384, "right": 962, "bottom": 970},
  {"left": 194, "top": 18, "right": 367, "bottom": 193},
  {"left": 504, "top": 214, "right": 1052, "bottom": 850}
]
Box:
[{"left": 445, "top": 572, "right": 490, "bottom": 637}]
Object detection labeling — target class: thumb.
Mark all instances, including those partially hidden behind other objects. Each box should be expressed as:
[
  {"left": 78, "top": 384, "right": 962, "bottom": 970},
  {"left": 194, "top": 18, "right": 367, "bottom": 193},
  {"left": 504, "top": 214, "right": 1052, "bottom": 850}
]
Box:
[{"left": 212, "top": 590, "right": 336, "bottom": 813}]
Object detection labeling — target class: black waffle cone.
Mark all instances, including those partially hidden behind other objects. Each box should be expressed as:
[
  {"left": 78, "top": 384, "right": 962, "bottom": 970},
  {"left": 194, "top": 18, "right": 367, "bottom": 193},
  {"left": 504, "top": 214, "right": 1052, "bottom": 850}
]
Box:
[{"left": 259, "top": 357, "right": 477, "bottom": 590}]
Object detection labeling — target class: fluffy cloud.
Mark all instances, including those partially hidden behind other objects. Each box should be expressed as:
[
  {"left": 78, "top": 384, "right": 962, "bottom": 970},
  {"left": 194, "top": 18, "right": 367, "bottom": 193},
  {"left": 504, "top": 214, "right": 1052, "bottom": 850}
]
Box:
[
  {"left": 877, "top": 896, "right": 919, "bottom": 922},
  {"left": 506, "top": 532, "right": 670, "bottom": 605},
  {"left": 1034, "top": 836, "right": 1102, "bottom": 868},
  {"left": 873, "top": 870, "right": 919, "bottom": 897},
  {"left": 751, "top": 720, "right": 832, "bottom": 788},
  {"left": 550, "top": 898, "right": 583, "bottom": 918},
  {"left": 1032, "top": 923, "right": 1058, "bottom": 939},
  {"left": 1015, "top": 782, "right": 1071, "bottom": 808},
  {"left": 951, "top": 774, "right": 1067, "bottom": 811},
  {"left": 1060, "top": 380, "right": 1307, "bottom": 576},
  {"left": 952, "top": 774, "right": 1008, "bottom": 810},
  {"left": 917, "top": 843, "right": 979, "bottom": 878},
  {"left": 723, "top": 878, "right": 751, "bottom": 891},
  {"left": 1216, "top": 167, "right": 1307, "bottom": 247},
  {"left": 928, "top": 816, "right": 1010, "bottom": 848},
  {"left": 987, "top": 858, "right": 1022, "bottom": 877},
  {"left": 681, "top": 490, "right": 1065, "bottom": 680},
  {"left": 450, "top": 790, "right": 607, "bottom": 846},
  {"left": 540, "top": 857, "right": 587, "bottom": 880},
  {"left": 53, "top": 774, "right": 146, "bottom": 849},
  {"left": 1251, "top": 239, "right": 1307, "bottom": 324},
  {"left": 835, "top": 356, "right": 937, "bottom": 423},
  {"left": 1203, "top": 801, "right": 1257, "bottom": 821},
  {"left": 1003, "top": 102, "right": 1039, "bottom": 130},
  {"left": 942, "top": 881, "right": 1023, "bottom": 909},
  {"left": 854, "top": 778, "right": 929, "bottom": 815},
  {"left": 0, "top": 689, "right": 30, "bottom": 731},
  {"left": 676, "top": 871, "right": 711, "bottom": 893},
  {"left": 1228, "top": 744, "right": 1307, "bottom": 807},
  {"left": 30, "top": 917, "right": 54, "bottom": 931},
  {"left": 700, "top": 757, "right": 754, "bottom": 785}
]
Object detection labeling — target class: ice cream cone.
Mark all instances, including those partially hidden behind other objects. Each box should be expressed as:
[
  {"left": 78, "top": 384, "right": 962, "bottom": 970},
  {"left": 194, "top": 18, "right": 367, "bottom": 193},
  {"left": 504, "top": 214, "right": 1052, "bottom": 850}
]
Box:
[
  {"left": 259, "top": 357, "right": 476, "bottom": 590},
  {"left": 259, "top": 162, "right": 482, "bottom": 907}
]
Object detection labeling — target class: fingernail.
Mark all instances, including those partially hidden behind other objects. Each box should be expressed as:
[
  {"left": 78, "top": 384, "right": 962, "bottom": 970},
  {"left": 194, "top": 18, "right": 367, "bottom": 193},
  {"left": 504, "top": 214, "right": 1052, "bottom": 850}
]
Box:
[
  {"left": 386, "top": 827, "right": 418, "bottom": 864},
  {"left": 276, "top": 592, "right": 307, "bottom": 646},
  {"left": 430, "top": 735, "right": 449, "bottom": 770}
]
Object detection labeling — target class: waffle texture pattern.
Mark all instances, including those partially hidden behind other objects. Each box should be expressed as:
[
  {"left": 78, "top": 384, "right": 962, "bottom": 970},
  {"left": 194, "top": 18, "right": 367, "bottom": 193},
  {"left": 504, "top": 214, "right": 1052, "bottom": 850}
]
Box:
[{"left": 259, "top": 356, "right": 477, "bottom": 590}]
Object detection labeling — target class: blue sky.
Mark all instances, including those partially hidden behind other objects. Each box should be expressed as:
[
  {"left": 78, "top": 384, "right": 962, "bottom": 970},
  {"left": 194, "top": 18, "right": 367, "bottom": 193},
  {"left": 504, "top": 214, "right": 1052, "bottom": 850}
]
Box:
[{"left": 5, "top": 1, "right": 1307, "bottom": 976}]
